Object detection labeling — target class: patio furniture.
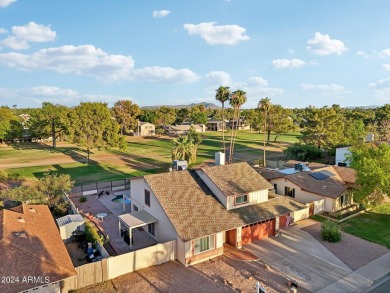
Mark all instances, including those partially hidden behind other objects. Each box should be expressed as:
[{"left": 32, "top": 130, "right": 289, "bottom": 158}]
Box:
[{"left": 96, "top": 212, "right": 108, "bottom": 222}]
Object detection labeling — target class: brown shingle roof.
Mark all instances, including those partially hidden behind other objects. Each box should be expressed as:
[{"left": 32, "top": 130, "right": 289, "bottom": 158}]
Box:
[
  {"left": 256, "top": 168, "right": 285, "bottom": 180},
  {"left": 285, "top": 167, "right": 347, "bottom": 198},
  {"left": 143, "top": 170, "right": 306, "bottom": 242},
  {"left": 332, "top": 166, "right": 357, "bottom": 184},
  {"left": 0, "top": 205, "right": 76, "bottom": 292},
  {"left": 200, "top": 162, "right": 273, "bottom": 196}
]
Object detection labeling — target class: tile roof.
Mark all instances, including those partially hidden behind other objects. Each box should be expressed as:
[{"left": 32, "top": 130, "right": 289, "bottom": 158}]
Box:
[
  {"left": 284, "top": 167, "right": 347, "bottom": 198},
  {"left": 143, "top": 169, "right": 306, "bottom": 242},
  {"left": 0, "top": 205, "right": 76, "bottom": 292},
  {"left": 199, "top": 162, "right": 273, "bottom": 196}
]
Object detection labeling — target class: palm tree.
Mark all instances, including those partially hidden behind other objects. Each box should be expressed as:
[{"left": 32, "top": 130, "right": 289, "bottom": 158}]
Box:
[
  {"left": 215, "top": 86, "right": 230, "bottom": 153},
  {"left": 171, "top": 136, "right": 197, "bottom": 164},
  {"left": 229, "top": 90, "right": 247, "bottom": 163},
  {"left": 258, "top": 97, "right": 272, "bottom": 167}
]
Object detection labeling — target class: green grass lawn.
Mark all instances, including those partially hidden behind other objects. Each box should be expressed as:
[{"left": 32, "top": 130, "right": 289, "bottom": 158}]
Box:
[
  {"left": 1, "top": 130, "right": 300, "bottom": 186},
  {"left": 341, "top": 203, "right": 390, "bottom": 248}
]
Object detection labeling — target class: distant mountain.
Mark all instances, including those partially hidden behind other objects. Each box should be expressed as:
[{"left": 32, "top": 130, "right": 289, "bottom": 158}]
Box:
[
  {"left": 345, "top": 105, "right": 380, "bottom": 109},
  {"left": 142, "top": 102, "right": 221, "bottom": 110}
]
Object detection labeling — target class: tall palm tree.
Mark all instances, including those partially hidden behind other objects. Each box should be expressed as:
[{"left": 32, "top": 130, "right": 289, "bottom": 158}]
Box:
[
  {"left": 229, "top": 90, "right": 247, "bottom": 163},
  {"left": 258, "top": 97, "right": 272, "bottom": 167},
  {"left": 171, "top": 136, "right": 197, "bottom": 164},
  {"left": 215, "top": 86, "right": 230, "bottom": 154}
]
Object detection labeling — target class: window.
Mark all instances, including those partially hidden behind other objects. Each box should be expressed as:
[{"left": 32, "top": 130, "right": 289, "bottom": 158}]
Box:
[
  {"left": 133, "top": 205, "right": 138, "bottom": 212},
  {"left": 235, "top": 194, "right": 248, "bottom": 205},
  {"left": 285, "top": 186, "right": 295, "bottom": 198},
  {"left": 340, "top": 194, "right": 348, "bottom": 207},
  {"left": 194, "top": 235, "right": 215, "bottom": 254},
  {"left": 274, "top": 184, "right": 278, "bottom": 194},
  {"left": 148, "top": 223, "right": 155, "bottom": 236},
  {"left": 145, "top": 189, "right": 150, "bottom": 207}
]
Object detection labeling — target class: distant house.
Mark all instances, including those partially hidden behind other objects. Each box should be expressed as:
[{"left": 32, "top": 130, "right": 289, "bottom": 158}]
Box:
[
  {"left": 228, "top": 118, "right": 250, "bottom": 130},
  {"left": 258, "top": 165, "right": 357, "bottom": 214},
  {"left": 164, "top": 124, "right": 206, "bottom": 136},
  {"left": 0, "top": 205, "right": 76, "bottom": 293},
  {"left": 128, "top": 161, "right": 307, "bottom": 266},
  {"left": 335, "top": 146, "right": 351, "bottom": 166},
  {"left": 206, "top": 119, "right": 227, "bottom": 131},
  {"left": 135, "top": 122, "right": 155, "bottom": 136}
]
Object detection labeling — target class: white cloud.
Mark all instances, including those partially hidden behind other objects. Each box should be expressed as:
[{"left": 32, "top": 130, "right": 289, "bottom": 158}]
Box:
[
  {"left": 307, "top": 32, "right": 348, "bottom": 56},
  {"left": 12, "top": 22, "right": 56, "bottom": 42},
  {"left": 301, "top": 83, "right": 346, "bottom": 92},
  {"left": 383, "top": 64, "right": 390, "bottom": 71},
  {"left": 0, "top": 0, "right": 16, "bottom": 8},
  {"left": 369, "top": 77, "right": 390, "bottom": 88},
  {"left": 183, "top": 22, "right": 249, "bottom": 45},
  {"left": 380, "top": 49, "right": 390, "bottom": 57},
  {"left": 356, "top": 50, "right": 371, "bottom": 58},
  {"left": 288, "top": 49, "right": 295, "bottom": 54},
  {"left": 0, "top": 44, "right": 198, "bottom": 83},
  {"left": 369, "top": 78, "right": 390, "bottom": 101},
  {"left": 0, "top": 85, "right": 138, "bottom": 107},
  {"left": 0, "top": 28, "right": 8, "bottom": 34},
  {"left": 133, "top": 66, "right": 199, "bottom": 83},
  {"left": 2, "top": 35, "right": 29, "bottom": 50},
  {"left": 272, "top": 58, "right": 308, "bottom": 69},
  {"left": 152, "top": 10, "right": 170, "bottom": 18},
  {"left": 1, "top": 22, "right": 56, "bottom": 50},
  {"left": 205, "top": 71, "right": 232, "bottom": 85},
  {"left": 204, "top": 71, "right": 283, "bottom": 107}
]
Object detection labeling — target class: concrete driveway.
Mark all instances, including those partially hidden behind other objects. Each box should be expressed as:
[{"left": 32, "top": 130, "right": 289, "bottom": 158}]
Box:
[{"left": 244, "top": 221, "right": 353, "bottom": 292}]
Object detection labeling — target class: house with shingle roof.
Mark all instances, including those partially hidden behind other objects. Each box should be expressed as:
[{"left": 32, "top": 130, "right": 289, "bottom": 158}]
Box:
[
  {"left": 128, "top": 161, "right": 307, "bottom": 266},
  {"left": 0, "top": 205, "right": 76, "bottom": 293},
  {"left": 258, "top": 165, "right": 356, "bottom": 214}
]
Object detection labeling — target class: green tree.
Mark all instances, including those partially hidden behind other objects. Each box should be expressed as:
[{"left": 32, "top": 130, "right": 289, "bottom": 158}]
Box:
[
  {"left": 190, "top": 106, "right": 208, "bottom": 124},
  {"left": 229, "top": 90, "right": 246, "bottom": 163},
  {"left": 171, "top": 135, "right": 196, "bottom": 164},
  {"left": 376, "top": 104, "right": 390, "bottom": 142},
  {"left": 68, "top": 102, "right": 126, "bottom": 163},
  {"left": 269, "top": 105, "right": 296, "bottom": 142},
  {"left": 342, "top": 118, "right": 366, "bottom": 146},
  {"left": 0, "top": 107, "right": 19, "bottom": 142},
  {"left": 37, "top": 173, "right": 73, "bottom": 209},
  {"left": 283, "top": 143, "right": 322, "bottom": 161},
  {"left": 215, "top": 86, "right": 231, "bottom": 153},
  {"left": 300, "top": 107, "right": 344, "bottom": 149},
  {"left": 0, "top": 185, "right": 45, "bottom": 204},
  {"left": 175, "top": 108, "right": 190, "bottom": 124},
  {"left": 29, "top": 102, "right": 69, "bottom": 147},
  {"left": 139, "top": 109, "right": 158, "bottom": 124},
  {"left": 243, "top": 109, "right": 262, "bottom": 133},
  {"left": 349, "top": 143, "right": 390, "bottom": 204},
  {"left": 156, "top": 106, "right": 176, "bottom": 126},
  {"left": 112, "top": 100, "right": 141, "bottom": 135},
  {"left": 258, "top": 98, "right": 272, "bottom": 166}
]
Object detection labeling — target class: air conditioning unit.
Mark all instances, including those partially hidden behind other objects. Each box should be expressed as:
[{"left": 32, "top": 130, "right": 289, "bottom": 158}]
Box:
[{"left": 172, "top": 160, "right": 187, "bottom": 171}]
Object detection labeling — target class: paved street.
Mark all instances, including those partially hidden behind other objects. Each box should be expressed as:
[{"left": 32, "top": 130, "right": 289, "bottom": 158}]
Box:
[{"left": 244, "top": 220, "right": 390, "bottom": 292}]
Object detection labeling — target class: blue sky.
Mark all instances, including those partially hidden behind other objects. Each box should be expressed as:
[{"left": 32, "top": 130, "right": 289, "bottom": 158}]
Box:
[{"left": 0, "top": 0, "right": 390, "bottom": 109}]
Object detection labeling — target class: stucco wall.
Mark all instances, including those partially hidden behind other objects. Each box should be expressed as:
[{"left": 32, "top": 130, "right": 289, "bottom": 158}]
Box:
[
  {"left": 270, "top": 178, "right": 337, "bottom": 212},
  {"left": 130, "top": 178, "right": 178, "bottom": 243},
  {"left": 227, "top": 189, "right": 269, "bottom": 209},
  {"left": 335, "top": 147, "right": 351, "bottom": 166}
]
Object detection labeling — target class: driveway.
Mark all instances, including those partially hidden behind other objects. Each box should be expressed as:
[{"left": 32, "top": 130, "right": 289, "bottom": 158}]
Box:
[{"left": 244, "top": 219, "right": 390, "bottom": 293}]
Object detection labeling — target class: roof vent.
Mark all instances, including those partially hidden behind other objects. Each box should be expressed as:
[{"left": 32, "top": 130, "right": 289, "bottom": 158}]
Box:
[
  {"left": 14, "top": 232, "right": 28, "bottom": 239},
  {"left": 16, "top": 217, "right": 25, "bottom": 223},
  {"left": 29, "top": 208, "right": 38, "bottom": 214}
]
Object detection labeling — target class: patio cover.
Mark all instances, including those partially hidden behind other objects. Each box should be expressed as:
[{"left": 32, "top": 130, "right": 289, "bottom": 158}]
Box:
[{"left": 119, "top": 210, "right": 157, "bottom": 229}]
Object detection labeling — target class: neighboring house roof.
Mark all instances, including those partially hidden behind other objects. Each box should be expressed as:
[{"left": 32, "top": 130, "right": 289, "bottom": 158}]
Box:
[
  {"left": 139, "top": 121, "right": 154, "bottom": 126},
  {"left": 284, "top": 160, "right": 327, "bottom": 169},
  {"left": 199, "top": 162, "right": 273, "bottom": 196},
  {"left": 143, "top": 169, "right": 306, "bottom": 242},
  {"left": 332, "top": 166, "right": 357, "bottom": 184},
  {"left": 206, "top": 120, "right": 228, "bottom": 123},
  {"left": 284, "top": 167, "right": 347, "bottom": 198},
  {"left": 256, "top": 168, "right": 285, "bottom": 180},
  {"left": 166, "top": 124, "right": 203, "bottom": 131},
  {"left": 0, "top": 205, "right": 76, "bottom": 293}
]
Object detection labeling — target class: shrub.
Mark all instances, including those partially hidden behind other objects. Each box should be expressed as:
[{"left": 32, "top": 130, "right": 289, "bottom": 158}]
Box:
[
  {"left": 79, "top": 196, "right": 87, "bottom": 203},
  {"left": 85, "top": 221, "right": 103, "bottom": 244},
  {"left": 321, "top": 220, "right": 341, "bottom": 242}
]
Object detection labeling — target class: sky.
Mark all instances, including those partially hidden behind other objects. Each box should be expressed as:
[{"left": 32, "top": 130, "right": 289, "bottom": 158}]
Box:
[{"left": 0, "top": 0, "right": 390, "bottom": 109}]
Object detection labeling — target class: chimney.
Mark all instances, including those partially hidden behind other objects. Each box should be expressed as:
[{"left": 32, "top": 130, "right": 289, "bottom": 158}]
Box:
[{"left": 215, "top": 152, "right": 225, "bottom": 166}]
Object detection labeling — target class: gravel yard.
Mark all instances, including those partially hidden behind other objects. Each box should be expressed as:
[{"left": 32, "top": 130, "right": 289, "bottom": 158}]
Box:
[
  {"left": 76, "top": 256, "right": 310, "bottom": 293},
  {"left": 302, "top": 222, "right": 389, "bottom": 270}
]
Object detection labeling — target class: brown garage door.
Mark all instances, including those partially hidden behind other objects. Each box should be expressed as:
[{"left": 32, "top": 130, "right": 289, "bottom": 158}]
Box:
[
  {"left": 241, "top": 219, "right": 275, "bottom": 245},
  {"left": 279, "top": 213, "right": 290, "bottom": 228}
]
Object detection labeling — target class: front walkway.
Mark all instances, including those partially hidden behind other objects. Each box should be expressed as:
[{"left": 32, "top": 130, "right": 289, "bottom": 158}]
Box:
[
  {"left": 223, "top": 243, "right": 258, "bottom": 261},
  {"left": 244, "top": 219, "right": 390, "bottom": 292}
]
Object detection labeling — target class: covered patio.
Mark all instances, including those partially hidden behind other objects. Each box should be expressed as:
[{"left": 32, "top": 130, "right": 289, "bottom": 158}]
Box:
[{"left": 119, "top": 210, "right": 158, "bottom": 250}]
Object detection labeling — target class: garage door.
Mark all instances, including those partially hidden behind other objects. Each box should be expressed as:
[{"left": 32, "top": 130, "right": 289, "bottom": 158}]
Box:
[
  {"left": 279, "top": 213, "right": 290, "bottom": 228},
  {"left": 241, "top": 219, "right": 275, "bottom": 245}
]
